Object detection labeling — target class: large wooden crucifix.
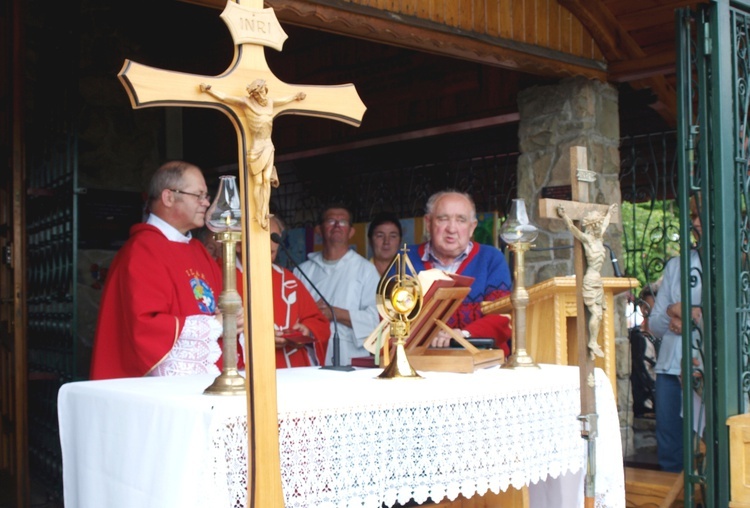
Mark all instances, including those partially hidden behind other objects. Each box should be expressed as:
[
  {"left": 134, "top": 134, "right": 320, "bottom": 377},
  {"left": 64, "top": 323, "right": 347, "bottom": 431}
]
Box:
[
  {"left": 117, "top": 2, "right": 366, "bottom": 507},
  {"left": 538, "top": 146, "right": 619, "bottom": 505}
]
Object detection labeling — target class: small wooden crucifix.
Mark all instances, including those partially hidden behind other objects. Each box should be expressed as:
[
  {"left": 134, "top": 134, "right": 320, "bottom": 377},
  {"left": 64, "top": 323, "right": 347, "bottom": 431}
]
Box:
[
  {"left": 117, "top": 2, "right": 366, "bottom": 507},
  {"left": 539, "top": 146, "right": 619, "bottom": 502}
]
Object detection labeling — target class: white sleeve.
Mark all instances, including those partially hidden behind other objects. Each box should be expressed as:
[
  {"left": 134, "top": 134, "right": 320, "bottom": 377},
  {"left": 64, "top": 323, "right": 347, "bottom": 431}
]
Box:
[{"left": 149, "top": 315, "right": 223, "bottom": 377}]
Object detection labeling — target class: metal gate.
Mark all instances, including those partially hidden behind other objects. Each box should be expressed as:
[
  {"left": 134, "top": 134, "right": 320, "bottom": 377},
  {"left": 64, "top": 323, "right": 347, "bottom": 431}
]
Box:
[{"left": 675, "top": 1, "right": 750, "bottom": 505}]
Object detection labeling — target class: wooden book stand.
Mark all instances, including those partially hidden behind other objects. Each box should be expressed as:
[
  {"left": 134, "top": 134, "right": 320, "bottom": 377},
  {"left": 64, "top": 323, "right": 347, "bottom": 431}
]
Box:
[
  {"left": 365, "top": 272, "right": 505, "bottom": 373},
  {"left": 403, "top": 285, "right": 505, "bottom": 373}
]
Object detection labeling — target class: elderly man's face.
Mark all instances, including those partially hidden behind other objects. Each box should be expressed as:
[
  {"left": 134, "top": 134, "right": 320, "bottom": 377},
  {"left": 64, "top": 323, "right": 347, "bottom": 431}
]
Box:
[{"left": 425, "top": 194, "right": 477, "bottom": 262}]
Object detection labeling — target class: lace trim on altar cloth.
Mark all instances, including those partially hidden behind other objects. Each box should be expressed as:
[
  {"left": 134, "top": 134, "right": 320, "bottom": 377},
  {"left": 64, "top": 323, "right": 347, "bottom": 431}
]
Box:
[
  {"left": 150, "top": 315, "right": 222, "bottom": 377},
  {"left": 206, "top": 374, "right": 624, "bottom": 508}
]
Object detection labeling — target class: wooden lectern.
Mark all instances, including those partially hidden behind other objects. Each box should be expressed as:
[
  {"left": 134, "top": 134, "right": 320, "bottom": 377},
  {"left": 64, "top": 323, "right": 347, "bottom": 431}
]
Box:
[
  {"left": 364, "top": 272, "right": 505, "bottom": 373},
  {"left": 481, "top": 276, "right": 638, "bottom": 394},
  {"left": 403, "top": 285, "right": 505, "bottom": 373}
]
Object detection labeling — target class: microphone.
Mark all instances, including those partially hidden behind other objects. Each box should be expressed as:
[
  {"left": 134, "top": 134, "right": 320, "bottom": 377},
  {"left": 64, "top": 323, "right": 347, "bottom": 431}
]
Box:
[
  {"left": 270, "top": 232, "right": 354, "bottom": 371},
  {"left": 604, "top": 244, "right": 623, "bottom": 277}
]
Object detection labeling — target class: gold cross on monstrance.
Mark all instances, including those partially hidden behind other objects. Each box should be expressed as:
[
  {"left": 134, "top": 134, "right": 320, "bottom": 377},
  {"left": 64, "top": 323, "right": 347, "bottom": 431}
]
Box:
[{"left": 118, "top": 2, "right": 366, "bottom": 506}]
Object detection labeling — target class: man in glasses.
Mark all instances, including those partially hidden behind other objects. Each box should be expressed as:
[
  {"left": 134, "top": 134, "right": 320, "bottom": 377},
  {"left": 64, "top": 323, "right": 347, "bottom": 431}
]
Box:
[
  {"left": 295, "top": 205, "right": 380, "bottom": 366},
  {"left": 90, "top": 160, "right": 240, "bottom": 380}
]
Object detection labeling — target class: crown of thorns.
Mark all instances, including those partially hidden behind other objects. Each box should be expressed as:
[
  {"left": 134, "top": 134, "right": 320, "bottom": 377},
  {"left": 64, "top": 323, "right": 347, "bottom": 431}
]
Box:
[
  {"left": 580, "top": 210, "right": 605, "bottom": 227},
  {"left": 247, "top": 79, "right": 267, "bottom": 94}
]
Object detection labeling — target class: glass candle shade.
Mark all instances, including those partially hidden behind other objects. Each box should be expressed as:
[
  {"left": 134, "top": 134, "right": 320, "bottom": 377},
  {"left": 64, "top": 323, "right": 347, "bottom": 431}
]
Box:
[
  {"left": 206, "top": 175, "right": 242, "bottom": 232},
  {"left": 500, "top": 199, "right": 538, "bottom": 244}
]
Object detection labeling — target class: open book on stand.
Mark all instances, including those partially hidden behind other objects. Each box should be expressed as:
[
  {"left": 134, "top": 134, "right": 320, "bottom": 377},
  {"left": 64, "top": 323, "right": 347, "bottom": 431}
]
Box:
[{"left": 356, "top": 269, "right": 504, "bottom": 372}]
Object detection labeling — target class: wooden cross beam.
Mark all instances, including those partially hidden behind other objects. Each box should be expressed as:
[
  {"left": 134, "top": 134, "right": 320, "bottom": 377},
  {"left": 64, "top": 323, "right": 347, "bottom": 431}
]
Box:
[
  {"left": 539, "top": 146, "right": 619, "bottom": 503},
  {"left": 117, "top": 2, "right": 366, "bottom": 507}
]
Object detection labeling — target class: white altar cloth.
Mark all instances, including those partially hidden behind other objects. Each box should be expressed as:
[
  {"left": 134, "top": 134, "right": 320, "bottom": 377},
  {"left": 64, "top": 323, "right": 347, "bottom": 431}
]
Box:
[{"left": 58, "top": 364, "right": 624, "bottom": 508}]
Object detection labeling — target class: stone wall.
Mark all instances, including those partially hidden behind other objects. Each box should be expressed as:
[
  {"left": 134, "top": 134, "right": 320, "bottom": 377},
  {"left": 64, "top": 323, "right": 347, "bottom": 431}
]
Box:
[{"left": 516, "top": 76, "right": 633, "bottom": 453}]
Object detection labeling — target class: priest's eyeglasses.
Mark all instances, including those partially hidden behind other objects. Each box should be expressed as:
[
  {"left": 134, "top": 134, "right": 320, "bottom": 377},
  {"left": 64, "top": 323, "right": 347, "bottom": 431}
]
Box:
[
  {"left": 170, "top": 189, "right": 211, "bottom": 202},
  {"left": 323, "top": 218, "right": 350, "bottom": 228}
]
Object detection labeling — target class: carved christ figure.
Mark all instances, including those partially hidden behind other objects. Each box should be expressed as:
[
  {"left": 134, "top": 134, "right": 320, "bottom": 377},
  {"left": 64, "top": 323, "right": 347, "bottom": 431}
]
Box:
[
  {"left": 557, "top": 203, "right": 618, "bottom": 360},
  {"left": 200, "top": 79, "right": 306, "bottom": 229}
]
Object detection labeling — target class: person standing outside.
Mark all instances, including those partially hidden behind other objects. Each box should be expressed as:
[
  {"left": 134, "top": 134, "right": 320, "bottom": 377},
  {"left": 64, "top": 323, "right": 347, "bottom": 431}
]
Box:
[
  {"left": 90, "top": 161, "right": 238, "bottom": 379},
  {"left": 295, "top": 205, "right": 380, "bottom": 365},
  {"left": 649, "top": 195, "right": 703, "bottom": 472},
  {"left": 405, "top": 190, "right": 512, "bottom": 354},
  {"left": 630, "top": 285, "right": 659, "bottom": 418}
]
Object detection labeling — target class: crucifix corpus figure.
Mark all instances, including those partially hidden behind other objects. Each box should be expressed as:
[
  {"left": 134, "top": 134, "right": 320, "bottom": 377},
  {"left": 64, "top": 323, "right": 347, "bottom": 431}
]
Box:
[
  {"left": 539, "top": 146, "right": 620, "bottom": 505},
  {"left": 557, "top": 203, "right": 618, "bottom": 359},
  {"left": 200, "top": 80, "right": 306, "bottom": 229}
]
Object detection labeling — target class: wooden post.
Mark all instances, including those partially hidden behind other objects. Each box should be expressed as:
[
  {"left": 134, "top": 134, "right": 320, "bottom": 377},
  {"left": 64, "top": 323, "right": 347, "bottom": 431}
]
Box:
[
  {"left": 539, "top": 146, "right": 619, "bottom": 506},
  {"left": 116, "top": 1, "right": 366, "bottom": 506}
]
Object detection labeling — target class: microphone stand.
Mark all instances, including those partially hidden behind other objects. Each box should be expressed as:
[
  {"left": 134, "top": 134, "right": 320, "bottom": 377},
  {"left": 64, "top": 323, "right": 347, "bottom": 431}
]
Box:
[
  {"left": 604, "top": 244, "right": 623, "bottom": 277},
  {"left": 271, "top": 233, "right": 354, "bottom": 371}
]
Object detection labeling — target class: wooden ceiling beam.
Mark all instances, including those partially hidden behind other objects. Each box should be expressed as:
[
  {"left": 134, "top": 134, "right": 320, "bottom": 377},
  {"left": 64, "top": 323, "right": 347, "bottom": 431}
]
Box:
[
  {"left": 560, "top": 0, "right": 681, "bottom": 125},
  {"left": 272, "top": 0, "right": 605, "bottom": 79},
  {"left": 276, "top": 111, "right": 521, "bottom": 162},
  {"left": 558, "top": 0, "right": 645, "bottom": 61},
  {"left": 614, "top": 0, "right": 701, "bottom": 31},
  {"left": 608, "top": 50, "right": 676, "bottom": 83},
  {"left": 183, "top": 0, "right": 606, "bottom": 80},
  {"left": 183, "top": 0, "right": 679, "bottom": 125}
]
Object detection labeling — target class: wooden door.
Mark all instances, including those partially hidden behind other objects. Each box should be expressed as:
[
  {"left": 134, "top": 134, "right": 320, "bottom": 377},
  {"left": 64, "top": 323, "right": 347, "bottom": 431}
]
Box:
[{"left": 0, "top": 0, "right": 29, "bottom": 506}]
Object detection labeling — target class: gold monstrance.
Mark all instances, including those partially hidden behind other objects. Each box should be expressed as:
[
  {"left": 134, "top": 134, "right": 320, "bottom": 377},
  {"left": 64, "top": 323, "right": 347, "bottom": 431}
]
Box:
[
  {"left": 204, "top": 175, "right": 246, "bottom": 395},
  {"left": 376, "top": 246, "right": 424, "bottom": 379}
]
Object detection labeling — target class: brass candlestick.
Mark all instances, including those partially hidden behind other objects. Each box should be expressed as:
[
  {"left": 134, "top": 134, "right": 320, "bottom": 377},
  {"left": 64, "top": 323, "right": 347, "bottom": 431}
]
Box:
[
  {"left": 501, "top": 199, "right": 540, "bottom": 369},
  {"left": 376, "top": 245, "right": 423, "bottom": 379},
  {"left": 204, "top": 175, "right": 246, "bottom": 395}
]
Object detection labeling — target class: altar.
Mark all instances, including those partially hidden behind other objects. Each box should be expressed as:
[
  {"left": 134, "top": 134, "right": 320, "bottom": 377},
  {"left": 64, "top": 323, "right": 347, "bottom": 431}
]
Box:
[{"left": 58, "top": 365, "right": 624, "bottom": 508}]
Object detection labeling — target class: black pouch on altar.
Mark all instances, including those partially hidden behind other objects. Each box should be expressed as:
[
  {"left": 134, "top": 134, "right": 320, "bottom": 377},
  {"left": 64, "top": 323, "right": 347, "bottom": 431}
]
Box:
[{"left": 447, "top": 337, "right": 496, "bottom": 349}]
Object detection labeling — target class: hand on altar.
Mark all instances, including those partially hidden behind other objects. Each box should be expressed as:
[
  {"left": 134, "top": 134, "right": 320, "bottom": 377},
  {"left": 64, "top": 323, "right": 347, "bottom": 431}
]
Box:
[{"left": 431, "top": 328, "right": 462, "bottom": 348}]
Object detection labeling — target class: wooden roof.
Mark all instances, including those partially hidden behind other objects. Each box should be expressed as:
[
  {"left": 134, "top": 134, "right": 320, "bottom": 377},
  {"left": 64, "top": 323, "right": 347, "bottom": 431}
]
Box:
[
  {"left": 201, "top": 0, "right": 700, "bottom": 122},
  {"left": 180, "top": 0, "right": 701, "bottom": 167}
]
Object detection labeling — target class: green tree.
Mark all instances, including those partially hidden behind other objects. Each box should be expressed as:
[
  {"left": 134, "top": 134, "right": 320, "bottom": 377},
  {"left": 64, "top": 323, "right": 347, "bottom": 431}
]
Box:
[{"left": 621, "top": 200, "right": 681, "bottom": 289}]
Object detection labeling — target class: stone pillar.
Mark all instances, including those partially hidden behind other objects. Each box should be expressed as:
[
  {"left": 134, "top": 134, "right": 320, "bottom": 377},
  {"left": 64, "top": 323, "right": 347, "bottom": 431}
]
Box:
[{"left": 516, "top": 76, "right": 633, "bottom": 453}]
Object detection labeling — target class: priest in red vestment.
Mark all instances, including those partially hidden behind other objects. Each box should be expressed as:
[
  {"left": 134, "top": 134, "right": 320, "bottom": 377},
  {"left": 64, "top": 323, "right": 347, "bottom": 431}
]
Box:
[
  {"left": 90, "top": 161, "right": 233, "bottom": 380},
  {"left": 235, "top": 215, "right": 330, "bottom": 368}
]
